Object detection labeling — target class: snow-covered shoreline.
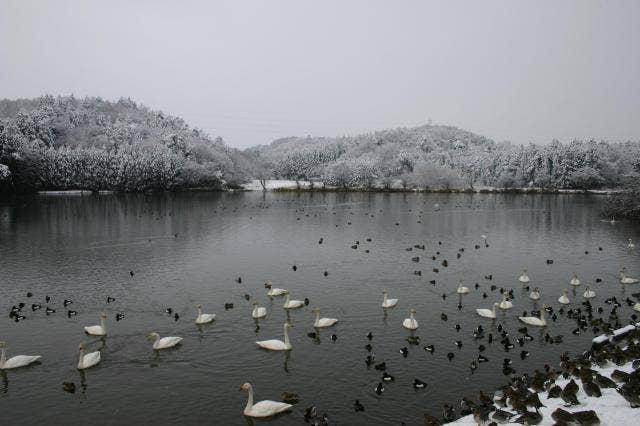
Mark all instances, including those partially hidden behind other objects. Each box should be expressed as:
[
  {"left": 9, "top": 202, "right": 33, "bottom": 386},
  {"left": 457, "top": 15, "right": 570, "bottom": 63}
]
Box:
[
  {"left": 241, "top": 179, "right": 621, "bottom": 194},
  {"left": 447, "top": 325, "right": 640, "bottom": 425}
]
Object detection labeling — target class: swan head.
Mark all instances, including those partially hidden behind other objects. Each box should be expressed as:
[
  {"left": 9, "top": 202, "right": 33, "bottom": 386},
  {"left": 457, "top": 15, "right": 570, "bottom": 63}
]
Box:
[
  {"left": 563, "top": 289, "right": 568, "bottom": 295},
  {"left": 264, "top": 281, "right": 272, "bottom": 289},
  {"left": 312, "top": 307, "right": 320, "bottom": 313},
  {"left": 252, "top": 302, "right": 258, "bottom": 306},
  {"left": 197, "top": 304, "right": 202, "bottom": 309},
  {"left": 78, "top": 342, "right": 85, "bottom": 350},
  {"left": 100, "top": 312, "right": 107, "bottom": 319},
  {"left": 284, "top": 322, "right": 293, "bottom": 329},
  {"left": 148, "top": 332, "right": 160, "bottom": 341},
  {"left": 240, "top": 382, "right": 252, "bottom": 391},
  {"left": 410, "top": 308, "right": 416, "bottom": 314},
  {"left": 0, "top": 341, "right": 6, "bottom": 348},
  {"left": 382, "top": 290, "right": 388, "bottom": 294}
]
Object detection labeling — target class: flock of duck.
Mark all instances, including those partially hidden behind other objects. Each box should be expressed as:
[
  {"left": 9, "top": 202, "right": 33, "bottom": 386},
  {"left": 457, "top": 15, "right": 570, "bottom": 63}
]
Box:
[{"left": 2, "top": 196, "right": 639, "bottom": 424}]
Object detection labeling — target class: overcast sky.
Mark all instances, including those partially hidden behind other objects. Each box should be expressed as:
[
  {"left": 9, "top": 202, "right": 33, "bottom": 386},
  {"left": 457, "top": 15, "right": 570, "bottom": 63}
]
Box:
[{"left": 1, "top": 0, "right": 638, "bottom": 148}]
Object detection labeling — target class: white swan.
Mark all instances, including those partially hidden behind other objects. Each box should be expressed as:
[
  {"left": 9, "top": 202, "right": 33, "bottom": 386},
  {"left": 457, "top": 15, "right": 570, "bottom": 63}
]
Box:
[
  {"left": 499, "top": 293, "right": 513, "bottom": 310},
  {"left": 149, "top": 332, "right": 182, "bottom": 350},
  {"left": 558, "top": 289, "right": 570, "bottom": 305},
  {"left": 0, "top": 341, "right": 41, "bottom": 369},
  {"left": 240, "top": 382, "right": 292, "bottom": 417},
  {"left": 620, "top": 271, "right": 639, "bottom": 284},
  {"left": 282, "top": 294, "right": 304, "bottom": 309},
  {"left": 265, "top": 282, "right": 288, "bottom": 296},
  {"left": 402, "top": 309, "right": 419, "bottom": 330},
  {"left": 84, "top": 312, "right": 107, "bottom": 336},
  {"left": 583, "top": 285, "right": 596, "bottom": 299},
  {"left": 529, "top": 287, "right": 541, "bottom": 300},
  {"left": 628, "top": 239, "right": 635, "bottom": 249},
  {"left": 570, "top": 274, "right": 581, "bottom": 286},
  {"left": 519, "top": 270, "right": 530, "bottom": 283},
  {"left": 256, "top": 322, "right": 292, "bottom": 350},
  {"left": 195, "top": 304, "right": 216, "bottom": 324},
  {"left": 252, "top": 302, "right": 267, "bottom": 319},
  {"left": 77, "top": 342, "right": 101, "bottom": 370},
  {"left": 519, "top": 305, "right": 547, "bottom": 326},
  {"left": 313, "top": 308, "right": 338, "bottom": 328},
  {"left": 456, "top": 281, "right": 470, "bottom": 294},
  {"left": 381, "top": 290, "right": 398, "bottom": 308},
  {"left": 476, "top": 303, "right": 498, "bottom": 319}
]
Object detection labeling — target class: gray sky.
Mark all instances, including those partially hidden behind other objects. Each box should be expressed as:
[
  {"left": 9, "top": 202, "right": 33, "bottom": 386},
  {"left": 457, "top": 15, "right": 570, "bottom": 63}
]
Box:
[{"left": 1, "top": 0, "right": 638, "bottom": 148}]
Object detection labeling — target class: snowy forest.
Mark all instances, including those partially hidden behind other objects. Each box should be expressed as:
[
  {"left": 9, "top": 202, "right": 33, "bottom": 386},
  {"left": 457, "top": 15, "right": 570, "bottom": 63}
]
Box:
[{"left": 1, "top": 96, "right": 639, "bottom": 199}]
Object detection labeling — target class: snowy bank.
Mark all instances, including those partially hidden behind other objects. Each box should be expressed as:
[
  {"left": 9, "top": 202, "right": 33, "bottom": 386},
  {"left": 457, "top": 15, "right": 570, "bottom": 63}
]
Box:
[{"left": 242, "top": 179, "right": 327, "bottom": 191}]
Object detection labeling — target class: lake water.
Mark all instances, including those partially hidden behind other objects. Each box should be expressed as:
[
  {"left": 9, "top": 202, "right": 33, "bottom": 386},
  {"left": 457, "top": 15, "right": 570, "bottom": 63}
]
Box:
[{"left": 0, "top": 192, "right": 639, "bottom": 425}]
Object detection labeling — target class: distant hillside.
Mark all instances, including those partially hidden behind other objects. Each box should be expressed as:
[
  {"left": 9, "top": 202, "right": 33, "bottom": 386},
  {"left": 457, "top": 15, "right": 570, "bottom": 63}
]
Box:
[
  {"left": 244, "top": 125, "right": 640, "bottom": 190},
  {"left": 0, "top": 96, "right": 254, "bottom": 192}
]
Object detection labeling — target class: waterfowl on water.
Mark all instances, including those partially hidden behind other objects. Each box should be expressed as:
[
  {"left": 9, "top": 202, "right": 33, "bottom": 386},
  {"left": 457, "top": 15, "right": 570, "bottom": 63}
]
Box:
[
  {"left": 265, "top": 282, "right": 288, "bottom": 296},
  {"left": 84, "top": 312, "right": 107, "bottom": 336},
  {"left": 381, "top": 291, "right": 398, "bottom": 308},
  {"left": 529, "top": 287, "right": 541, "bottom": 300},
  {"left": 620, "top": 270, "right": 639, "bottom": 284},
  {"left": 240, "top": 382, "right": 292, "bottom": 417},
  {"left": 402, "top": 309, "right": 419, "bottom": 330},
  {"left": 282, "top": 294, "right": 304, "bottom": 309},
  {"left": 252, "top": 302, "right": 267, "bottom": 319},
  {"left": 256, "top": 323, "right": 292, "bottom": 351},
  {"left": 148, "top": 332, "right": 182, "bottom": 350},
  {"left": 519, "top": 270, "right": 529, "bottom": 283},
  {"left": 77, "top": 342, "right": 100, "bottom": 370},
  {"left": 0, "top": 341, "right": 41, "bottom": 369},
  {"left": 456, "top": 281, "right": 470, "bottom": 294},
  {"left": 569, "top": 273, "right": 580, "bottom": 286},
  {"left": 519, "top": 305, "right": 547, "bottom": 326},
  {"left": 195, "top": 305, "right": 216, "bottom": 324},
  {"left": 476, "top": 303, "right": 498, "bottom": 319},
  {"left": 628, "top": 239, "right": 635, "bottom": 249},
  {"left": 583, "top": 285, "right": 596, "bottom": 299},
  {"left": 498, "top": 293, "right": 513, "bottom": 310},
  {"left": 374, "top": 382, "right": 384, "bottom": 394},
  {"left": 313, "top": 308, "right": 338, "bottom": 328},
  {"left": 558, "top": 289, "right": 570, "bottom": 305}
]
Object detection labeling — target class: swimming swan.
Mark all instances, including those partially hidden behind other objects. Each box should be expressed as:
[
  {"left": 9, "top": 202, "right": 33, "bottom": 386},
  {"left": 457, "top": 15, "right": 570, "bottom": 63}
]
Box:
[
  {"left": 583, "top": 285, "right": 596, "bottom": 299},
  {"left": 0, "top": 341, "right": 41, "bottom": 369},
  {"left": 519, "top": 270, "right": 530, "bottom": 283},
  {"left": 265, "top": 282, "right": 288, "bottom": 296},
  {"left": 628, "top": 239, "right": 635, "bottom": 249},
  {"left": 620, "top": 271, "right": 639, "bottom": 284},
  {"left": 252, "top": 302, "right": 267, "bottom": 319},
  {"left": 381, "top": 291, "right": 398, "bottom": 308},
  {"left": 519, "top": 305, "right": 547, "bottom": 326},
  {"left": 499, "top": 293, "right": 513, "bottom": 310},
  {"left": 570, "top": 274, "right": 581, "bottom": 286},
  {"left": 402, "top": 309, "right": 419, "bottom": 330},
  {"left": 148, "top": 332, "right": 182, "bottom": 350},
  {"left": 476, "top": 303, "right": 498, "bottom": 319},
  {"left": 282, "top": 294, "right": 304, "bottom": 309},
  {"left": 84, "top": 312, "right": 107, "bottom": 336},
  {"left": 529, "top": 288, "right": 541, "bottom": 300},
  {"left": 633, "top": 303, "right": 640, "bottom": 313},
  {"left": 240, "top": 382, "right": 292, "bottom": 417},
  {"left": 558, "top": 289, "right": 570, "bottom": 305},
  {"left": 456, "top": 281, "right": 470, "bottom": 294},
  {"left": 77, "top": 342, "right": 101, "bottom": 370},
  {"left": 313, "top": 308, "right": 338, "bottom": 328},
  {"left": 195, "top": 304, "right": 216, "bottom": 324},
  {"left": 256, "top": 322, "right": 292, "bottom": 350}
]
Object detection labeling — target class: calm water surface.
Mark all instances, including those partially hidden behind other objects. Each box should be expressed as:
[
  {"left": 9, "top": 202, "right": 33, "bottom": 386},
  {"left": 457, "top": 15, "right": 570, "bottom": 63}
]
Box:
[{"left": 0, "top": 192, "right": 639, "bottom": 425}]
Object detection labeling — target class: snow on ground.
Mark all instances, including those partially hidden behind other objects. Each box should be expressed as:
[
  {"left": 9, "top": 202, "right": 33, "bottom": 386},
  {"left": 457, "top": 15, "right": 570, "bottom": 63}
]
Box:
[
  {"left": 448, "top": 359, "right": 637, "bottom": 426},
  {"left": 242, "top": 179, "right": 325, "bottom": 190}
]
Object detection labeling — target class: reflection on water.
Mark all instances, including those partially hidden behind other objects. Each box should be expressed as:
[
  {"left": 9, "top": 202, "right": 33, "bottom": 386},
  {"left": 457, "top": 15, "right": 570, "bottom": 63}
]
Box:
[{"left": 0, "top": 192, "right": 638, "bottom": 425}]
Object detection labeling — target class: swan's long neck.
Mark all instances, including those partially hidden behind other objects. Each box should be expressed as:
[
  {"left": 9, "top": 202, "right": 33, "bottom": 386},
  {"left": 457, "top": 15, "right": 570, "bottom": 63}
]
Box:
[
  {"left": 245, "top": 385, "right": 254, "bottom": 412},
  {"left": 283, "top": 325, "right": 291, "bottom": 347},
  {"left": 78, "top": 347, "right": 85, "bottom": 369},
  {"left": 314, "top": 311, "right": 320, "bottom": 326},
  {"left": 410, "top": 312, "right": 415, "bottom": 320},
  {"left": 0, "top": 347, "right": 6, "bottom": 368},
  {"left": 100, "top": 316, "right": 106, "bottom": 333},
  {"left": 197, "top": 307, "right": 202, "bottom": 320},
  {"left": 383, "top": 293, "right": 388, "bottom": 303},
  {"left": 540, "top": 309, "right": 546, "bottom": 325}
]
